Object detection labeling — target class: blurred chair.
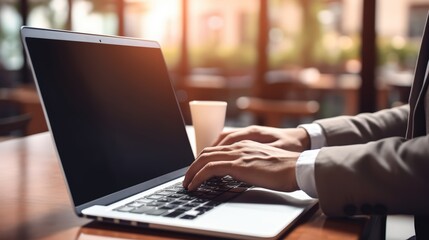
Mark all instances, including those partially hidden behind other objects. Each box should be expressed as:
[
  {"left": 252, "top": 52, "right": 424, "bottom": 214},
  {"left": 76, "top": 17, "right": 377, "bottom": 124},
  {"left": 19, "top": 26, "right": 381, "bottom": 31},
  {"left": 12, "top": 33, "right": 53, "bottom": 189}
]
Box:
[
  {"left": 384, "top": 71, "right": 413, "bottom": 107},
  {"left": 0, "top": 98, "right": 31, "bottom": 139},
  {"left": 236, "top": 96, "right": 319, "bottom": 127},
  {"left": 236, "top": 74, "right": 320, "bottom": 127}
]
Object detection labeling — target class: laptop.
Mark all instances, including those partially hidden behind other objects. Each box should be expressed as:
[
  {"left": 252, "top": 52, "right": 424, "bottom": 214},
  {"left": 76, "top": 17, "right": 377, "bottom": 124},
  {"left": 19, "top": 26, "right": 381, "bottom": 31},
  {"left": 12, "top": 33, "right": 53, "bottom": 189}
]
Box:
[{"left": 20, "top": 26, "right": 317, "bottom": 240}]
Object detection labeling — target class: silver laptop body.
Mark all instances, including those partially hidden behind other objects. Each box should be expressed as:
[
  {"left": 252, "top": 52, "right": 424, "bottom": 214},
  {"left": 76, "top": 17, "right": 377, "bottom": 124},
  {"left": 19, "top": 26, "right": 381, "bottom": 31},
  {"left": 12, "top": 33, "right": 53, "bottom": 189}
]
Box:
[{"left": 21, "top": 26, "right": 317, "bottom": 240}]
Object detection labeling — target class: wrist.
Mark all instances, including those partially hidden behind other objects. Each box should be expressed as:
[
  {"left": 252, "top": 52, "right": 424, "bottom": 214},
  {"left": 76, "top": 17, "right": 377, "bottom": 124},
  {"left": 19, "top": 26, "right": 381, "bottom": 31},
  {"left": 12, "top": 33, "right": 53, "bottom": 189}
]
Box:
[
  {"left": 295, "top": 128, "right": 311, "bottom": 151},
  {"left": 279, "top": 128, "right": 311, "bottom": 152},
  {"left": 291, "top": 161, "right": 300, "bottom": 191}
]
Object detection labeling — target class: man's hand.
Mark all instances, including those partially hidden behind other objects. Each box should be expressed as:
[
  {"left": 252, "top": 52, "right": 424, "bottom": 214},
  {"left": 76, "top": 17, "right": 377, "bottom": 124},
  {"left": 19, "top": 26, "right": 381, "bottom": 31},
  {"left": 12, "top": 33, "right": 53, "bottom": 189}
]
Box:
[
  {"left": 213, "top": 125, "right": 310, "bottom": 152},
  {"left": 183, "top": 140, "right": 301, "bottom": 192}
]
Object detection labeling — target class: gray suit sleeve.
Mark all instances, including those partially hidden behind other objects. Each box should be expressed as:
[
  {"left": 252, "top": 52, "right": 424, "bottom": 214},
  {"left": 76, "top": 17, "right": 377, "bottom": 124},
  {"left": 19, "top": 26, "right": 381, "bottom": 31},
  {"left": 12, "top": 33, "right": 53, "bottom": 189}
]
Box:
[
  {"left": 315, "top": 104, "right": 409, "bottom": 146},
  {"left": 313, "top": 105, "right": 429, "bottom": 216},
  {"left": 315, "top": 136, "right": 429, "bottom": 216}
]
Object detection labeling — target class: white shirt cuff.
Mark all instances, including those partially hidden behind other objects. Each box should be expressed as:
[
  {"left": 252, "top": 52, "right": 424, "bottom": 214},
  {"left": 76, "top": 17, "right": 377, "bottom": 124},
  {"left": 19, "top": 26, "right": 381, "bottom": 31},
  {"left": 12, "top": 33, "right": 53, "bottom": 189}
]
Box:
[
  {"left": 296, "top": 149, "right": 319, "bottom": 198},
  {"left": 298, "top": 123, "right": 326, "bottom": 149}
]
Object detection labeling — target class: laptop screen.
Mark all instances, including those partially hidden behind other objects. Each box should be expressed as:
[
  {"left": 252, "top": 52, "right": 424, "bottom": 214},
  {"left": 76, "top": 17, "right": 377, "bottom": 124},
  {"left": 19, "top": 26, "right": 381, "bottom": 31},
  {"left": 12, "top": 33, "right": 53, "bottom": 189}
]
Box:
[{"left": 25, "top": 37, "right": 194, "bottom": 206}]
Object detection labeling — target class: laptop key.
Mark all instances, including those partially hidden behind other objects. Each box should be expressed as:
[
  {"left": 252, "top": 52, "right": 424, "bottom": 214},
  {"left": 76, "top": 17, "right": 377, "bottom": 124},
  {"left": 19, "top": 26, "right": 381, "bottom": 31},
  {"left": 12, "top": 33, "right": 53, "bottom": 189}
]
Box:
[
  {"left": 180, "top": 195, "right": 195, "bottom": 201},
  {"left": 130, "top": 206, "right": 155, "bottom": 214},
  {"left": 169, "top": 194, "right": 184, "bottom": 198},
  {"left": 184, "top": 209, "right": 201, "bottom": 217},
  {"left": 135, "top": 198, "right": 153, "bottom": 204},
  {"left": 180, "top": 215, "right": 197, "bottom": 220},
  {"left": 176, "top": 206, "right": 192, "bottom": 212},
  {"left": 159, "top": 205, "right": 176, "bottom": 210},
  {"left": 127, "top": 202, "right": 145, "bottom": 208},
  {"left": 164, "top": 210, "right": 186, "bottom": 218},
  {"left": 171, "top": 200, "right": 188, "bottom": 205},
  {"left": 145, "top": 209, "right": 168, "bottom": 216},
  {"left": 157, "top": 198, "right": 171, "bottom": 203},
  {"left": 146, "top": 201, "right": 165, "bottom": 207},
  {"left": 196, "top": 206, "right": 213, "bottom": 213},
  {"left": 184, "top": 203, "right": 200, "bottom": 208},
  {"left": 146, "top": 194, "right": 165, "bottom": 200},
  {"left": 115, "top": 206, "right": 134, "bottom": 212},
  {"left": 156, "top": 191, "right": 174, "bottom": 196},
  {"left": 164, "top": 203, "right": 181, "bottom": 209}
]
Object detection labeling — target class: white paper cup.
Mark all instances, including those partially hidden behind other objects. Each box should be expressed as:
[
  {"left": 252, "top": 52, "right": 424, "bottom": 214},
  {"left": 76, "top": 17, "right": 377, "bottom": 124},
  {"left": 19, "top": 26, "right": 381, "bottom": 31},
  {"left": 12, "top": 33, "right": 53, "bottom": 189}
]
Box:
[{"left": 189, "top": 101, "right": 227, "bottom": 155}]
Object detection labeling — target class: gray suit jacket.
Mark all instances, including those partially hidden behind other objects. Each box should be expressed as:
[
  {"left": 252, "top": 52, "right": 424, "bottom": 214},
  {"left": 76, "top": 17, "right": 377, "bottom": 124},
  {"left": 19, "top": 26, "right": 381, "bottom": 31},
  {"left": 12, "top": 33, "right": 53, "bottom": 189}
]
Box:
[{"left": 314, "top": 65, "right": 429, "bottom": 217}]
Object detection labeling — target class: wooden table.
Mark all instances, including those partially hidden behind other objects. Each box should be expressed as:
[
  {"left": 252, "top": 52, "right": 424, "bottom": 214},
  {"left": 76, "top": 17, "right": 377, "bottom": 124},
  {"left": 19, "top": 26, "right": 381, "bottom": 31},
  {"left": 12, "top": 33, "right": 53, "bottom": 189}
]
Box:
[{"left": 0, "top": 132, "right": 370, "bottom": 240}]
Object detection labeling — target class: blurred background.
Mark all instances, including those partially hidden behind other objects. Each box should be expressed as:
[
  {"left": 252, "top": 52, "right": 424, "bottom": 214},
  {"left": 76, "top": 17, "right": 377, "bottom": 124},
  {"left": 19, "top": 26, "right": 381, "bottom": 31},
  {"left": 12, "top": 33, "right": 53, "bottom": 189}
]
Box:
[{"left": 0, "top": 0, "right": 428, "bottom": 137}]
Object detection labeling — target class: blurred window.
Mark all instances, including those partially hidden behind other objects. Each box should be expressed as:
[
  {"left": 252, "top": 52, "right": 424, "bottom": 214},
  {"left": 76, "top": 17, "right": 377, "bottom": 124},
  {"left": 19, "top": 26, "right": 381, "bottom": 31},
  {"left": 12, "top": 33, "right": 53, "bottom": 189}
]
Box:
[
  {"left": 0, "top": 0, "right": 426, "bottom": 118},
  {"left": 377, "top": 0, "right": 425, "bottom": 107},
  {"left": 408, "top": 4, "right": 429, "bottom": 38},
  {"left": 0, "top": 1, "right": 22, "bottom": 71},
  {"left": 188, "top": 0, "right": 258, "bottom": 76},
  {"left": 72, "top": 0, "right": 117, "bottom": 35},
  {"left": 28, "top": 0, "right": 68, "bottom": 29},
  {"left": 123, "top": 0, "right": 181, "bottom": 69},
  {"left": 268, "top": 0, "right": 362, "bottom": 74}
]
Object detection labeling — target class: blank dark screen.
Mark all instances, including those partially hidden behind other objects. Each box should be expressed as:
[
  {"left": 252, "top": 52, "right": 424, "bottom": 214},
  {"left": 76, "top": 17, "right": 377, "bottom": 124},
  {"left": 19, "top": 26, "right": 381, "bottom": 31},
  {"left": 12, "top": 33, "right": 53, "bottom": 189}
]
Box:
[{"left": 26, "top": 38, "right": 194, "bottom": 206}]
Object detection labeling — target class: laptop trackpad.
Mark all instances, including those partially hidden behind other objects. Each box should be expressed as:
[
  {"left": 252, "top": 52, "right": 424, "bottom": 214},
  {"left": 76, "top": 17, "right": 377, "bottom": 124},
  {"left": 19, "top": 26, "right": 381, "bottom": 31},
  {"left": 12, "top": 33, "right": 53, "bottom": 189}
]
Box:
[{"left": 193, "top": 188, "right": 316, "bottom": 237}]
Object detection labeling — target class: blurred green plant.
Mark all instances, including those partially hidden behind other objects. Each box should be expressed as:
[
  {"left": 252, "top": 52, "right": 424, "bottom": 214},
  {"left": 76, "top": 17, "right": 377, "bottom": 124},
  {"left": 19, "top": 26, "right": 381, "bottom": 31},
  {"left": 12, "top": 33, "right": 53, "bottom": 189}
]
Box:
[
  {"left": 377, "top": 37, "right": 420, "bottom": 70},
  {"left": 189, "top": 44, "right": 256, "bottom": 73}
]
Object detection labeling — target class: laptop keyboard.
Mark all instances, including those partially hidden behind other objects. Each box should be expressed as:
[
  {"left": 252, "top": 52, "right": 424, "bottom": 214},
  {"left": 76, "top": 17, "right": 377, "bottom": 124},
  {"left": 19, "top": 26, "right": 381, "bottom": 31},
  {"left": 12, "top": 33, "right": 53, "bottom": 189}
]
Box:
[{"left": 114, "top": 176, "right": 252, "bottom": 220}]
